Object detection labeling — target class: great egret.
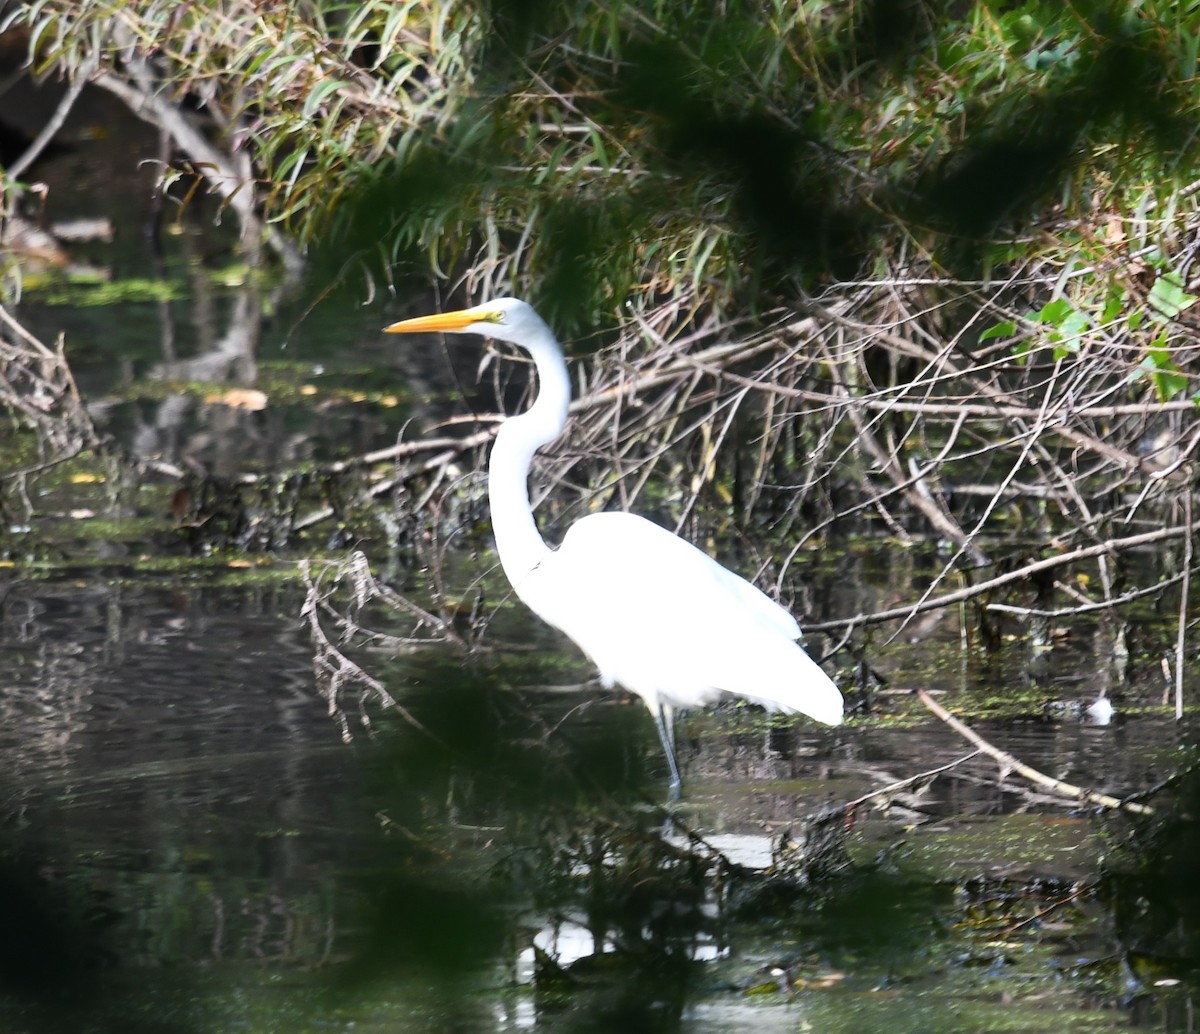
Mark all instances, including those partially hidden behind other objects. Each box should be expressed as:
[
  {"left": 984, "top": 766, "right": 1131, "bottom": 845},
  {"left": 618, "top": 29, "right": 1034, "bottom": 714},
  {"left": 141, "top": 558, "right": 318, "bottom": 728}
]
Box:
[{"left": 385, "top": 298, "right": 843, "bottom": 796}]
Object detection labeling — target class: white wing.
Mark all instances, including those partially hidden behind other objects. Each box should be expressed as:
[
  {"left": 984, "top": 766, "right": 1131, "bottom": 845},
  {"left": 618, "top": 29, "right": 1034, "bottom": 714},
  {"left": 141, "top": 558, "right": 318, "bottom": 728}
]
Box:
[{"left": 512, "top": 511, "right": 843, "bottom": 724}]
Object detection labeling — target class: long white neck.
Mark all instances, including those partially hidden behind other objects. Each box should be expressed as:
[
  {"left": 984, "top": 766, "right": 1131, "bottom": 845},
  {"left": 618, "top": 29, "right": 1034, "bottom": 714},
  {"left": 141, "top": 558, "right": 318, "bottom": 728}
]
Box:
[{"left": 488, "top": 323, "right": 571, "bottom": 590}]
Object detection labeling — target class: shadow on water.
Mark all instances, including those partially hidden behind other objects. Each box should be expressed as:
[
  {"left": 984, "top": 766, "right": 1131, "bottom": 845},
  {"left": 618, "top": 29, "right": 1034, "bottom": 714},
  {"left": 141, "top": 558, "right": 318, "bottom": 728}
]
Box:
[
  {"left": 0, "top": 571, "right": 1198, "bottom": 1031},
  {"left": 0, "top": 579, "right": 870, "bottom": 1031},
  {"left": 1103, "top": 739, "right": 1200, "bottom": 1023},
  {"left": 326, "top": 665, "right": 703, "bottom": 1030},
  {"left": 0, "top": 847, "right": 172, "bottom": 1034}
]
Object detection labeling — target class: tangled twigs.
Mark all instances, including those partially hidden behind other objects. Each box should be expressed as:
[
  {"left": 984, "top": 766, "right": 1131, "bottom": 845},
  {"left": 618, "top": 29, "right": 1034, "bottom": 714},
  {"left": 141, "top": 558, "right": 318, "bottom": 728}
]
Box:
[
  {"left": 0, "top": 305, "right": 103, "bottom": 467},
  {"left": 805, "top": 524, "right": 1191, "bottom": 633},
  {"left": 1001, "top": 881, "right": 1094, "bottom": 937},
  {"left": 299, "top": 553, "right": 453, "bottom": 743},
  {"left": 831, "top": 749, "right": 983, "bottom": 817},
  {"left": 289, "top": 325, "right": 776, "bottom": 533},
  {"left": 1174, "top": 490, "right": 1193, "bottom": 718},
  {"left": 824, "top": 336, "right": 989, "bottom": 567},
  {"left": 917, "top": 690, "right": 1154, "bottom": 816}
]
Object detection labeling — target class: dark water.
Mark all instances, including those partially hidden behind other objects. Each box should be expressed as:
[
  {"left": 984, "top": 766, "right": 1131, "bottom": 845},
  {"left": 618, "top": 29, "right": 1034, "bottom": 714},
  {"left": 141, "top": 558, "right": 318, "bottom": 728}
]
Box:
[
  {"left": 0, "top": 565, "right": 1195, "bottom": 1032},
  {"left": 3, "top": 308, "right": 1195, "bottom": 1027},
  {"left": 3, "top": 64, "right": 1198, "bottom": 1034}
]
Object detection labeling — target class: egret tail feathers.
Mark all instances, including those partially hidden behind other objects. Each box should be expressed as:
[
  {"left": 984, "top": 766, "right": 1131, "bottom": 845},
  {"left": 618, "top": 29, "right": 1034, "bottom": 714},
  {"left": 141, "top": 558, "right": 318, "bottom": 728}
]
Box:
[{"left": 711, "top": 636, "right": 844, "bottom": 726}]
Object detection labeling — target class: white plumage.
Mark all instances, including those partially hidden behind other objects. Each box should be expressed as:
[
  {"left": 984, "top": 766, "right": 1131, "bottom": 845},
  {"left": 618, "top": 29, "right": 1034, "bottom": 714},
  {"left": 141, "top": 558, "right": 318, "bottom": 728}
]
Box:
[{"left": 386, "top": 297, "right": 843, "bottom": 795}]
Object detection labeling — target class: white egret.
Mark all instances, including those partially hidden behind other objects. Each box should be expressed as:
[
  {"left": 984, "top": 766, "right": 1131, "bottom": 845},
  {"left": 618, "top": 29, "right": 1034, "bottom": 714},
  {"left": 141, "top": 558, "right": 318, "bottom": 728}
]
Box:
[{"left": 385, "top": 298, "right": 843, "bottom": 796}]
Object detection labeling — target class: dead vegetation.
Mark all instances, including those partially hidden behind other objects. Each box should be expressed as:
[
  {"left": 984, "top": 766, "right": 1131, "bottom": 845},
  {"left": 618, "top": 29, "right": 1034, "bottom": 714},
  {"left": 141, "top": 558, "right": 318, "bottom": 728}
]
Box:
[
  {"left": 0, "top": 305, "right": 103, "bottom": 486},
  {"left": 3, "top": 1, "right": 1199, "bottom": 731},
  {"left": 296, "top": 263, "right": 1200, "bottom": 728}
]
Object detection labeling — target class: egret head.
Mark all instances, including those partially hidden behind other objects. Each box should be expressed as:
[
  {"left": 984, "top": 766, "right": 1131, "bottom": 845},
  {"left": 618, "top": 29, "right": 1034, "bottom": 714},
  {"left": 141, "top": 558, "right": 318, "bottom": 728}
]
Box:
[{"left": 384, "top": 297, "right": 549, "bottom": 348}]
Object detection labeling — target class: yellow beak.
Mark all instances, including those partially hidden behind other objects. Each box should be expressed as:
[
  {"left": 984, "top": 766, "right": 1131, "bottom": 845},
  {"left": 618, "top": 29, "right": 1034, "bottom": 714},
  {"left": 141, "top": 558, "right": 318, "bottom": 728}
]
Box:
[{"left": 384, "top": 308, "right": 478, "bottom": 335}]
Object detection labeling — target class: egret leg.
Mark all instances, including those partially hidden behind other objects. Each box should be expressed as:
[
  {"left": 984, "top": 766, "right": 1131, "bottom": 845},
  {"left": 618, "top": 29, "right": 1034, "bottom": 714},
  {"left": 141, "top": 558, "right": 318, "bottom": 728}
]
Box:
[{"left": 653, "top": 702, "right": 682, "bottom": 801}]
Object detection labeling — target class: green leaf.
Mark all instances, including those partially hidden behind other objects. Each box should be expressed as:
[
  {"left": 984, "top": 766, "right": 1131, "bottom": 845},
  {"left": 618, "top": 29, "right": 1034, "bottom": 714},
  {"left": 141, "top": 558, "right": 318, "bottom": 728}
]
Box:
[
  {"left": 1052, "top": 308, "right": 1088, "bottom": 345},
  {"left": 1035, "top": 298, "right": 1073, "bottom": 325},
  {"left": 588, "top": 126, "right": 610, "bottom": 172},
  {"left": 1153, "top": 369, "right": 1190, "bottom": 402},
  {"left": 1147, "top": 272, "right": 1198, "bottom": 321},
  {"left": 1061, "top": 309, "right": 1088, "bottom": 335},
  {"left": 302, "top": 77, "right": 348, "bottom": 120},
  {"left": 1146, "top": 330, "right": 1171, "bottom": 368},
  {"left": 1138, "top": 334, "right": 1191, "bottom": 401},
  {"left": 979, "top": 320, "right": 1016, "bottom": 342},
  {"left": 1100, "top": 286, "right": 1125, "bottom": 325}
]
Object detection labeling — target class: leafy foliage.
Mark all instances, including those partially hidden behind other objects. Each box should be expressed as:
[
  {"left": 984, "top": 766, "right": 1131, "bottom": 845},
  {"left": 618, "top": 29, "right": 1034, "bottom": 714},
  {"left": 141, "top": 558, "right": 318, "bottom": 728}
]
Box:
[
  {"left": 7, "top": 0, "right": 1200, "bottom": 639},
  {"left": 11, "top": 1, "right": 1198, "bottom": 316}
]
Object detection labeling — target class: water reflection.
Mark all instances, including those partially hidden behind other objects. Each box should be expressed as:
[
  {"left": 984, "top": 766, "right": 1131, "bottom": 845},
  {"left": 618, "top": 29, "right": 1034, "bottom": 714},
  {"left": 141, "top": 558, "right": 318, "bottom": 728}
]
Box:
[
  {"left": 1105, "top": 743, "right": 1200, "bottom": 1003},
  {"left": 0, "top": 572, "right": 1195, "bottom": 1030},
  {"left": 0, "top": 574, "right": 852, "bottom": 1030}
]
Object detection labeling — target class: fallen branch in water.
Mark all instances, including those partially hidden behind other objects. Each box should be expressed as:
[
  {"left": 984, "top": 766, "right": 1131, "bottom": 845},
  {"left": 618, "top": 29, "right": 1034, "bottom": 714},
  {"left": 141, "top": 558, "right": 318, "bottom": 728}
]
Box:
[
  {"left": 917, "top": 689, "right": 1154, "bottom": 816},
  {"left": 830, "top": 749, "right": 983, "bottom": 816}
]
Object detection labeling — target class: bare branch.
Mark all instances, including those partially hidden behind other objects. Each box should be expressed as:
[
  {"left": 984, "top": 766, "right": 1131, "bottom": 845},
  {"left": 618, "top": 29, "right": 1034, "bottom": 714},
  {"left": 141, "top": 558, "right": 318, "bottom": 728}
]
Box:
[
  {"left": 917, "top": 690, "right": 1154, "bottom": 816},
  {"left": 807, "top": 526, "right": 1189, "bottom": 633}
]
